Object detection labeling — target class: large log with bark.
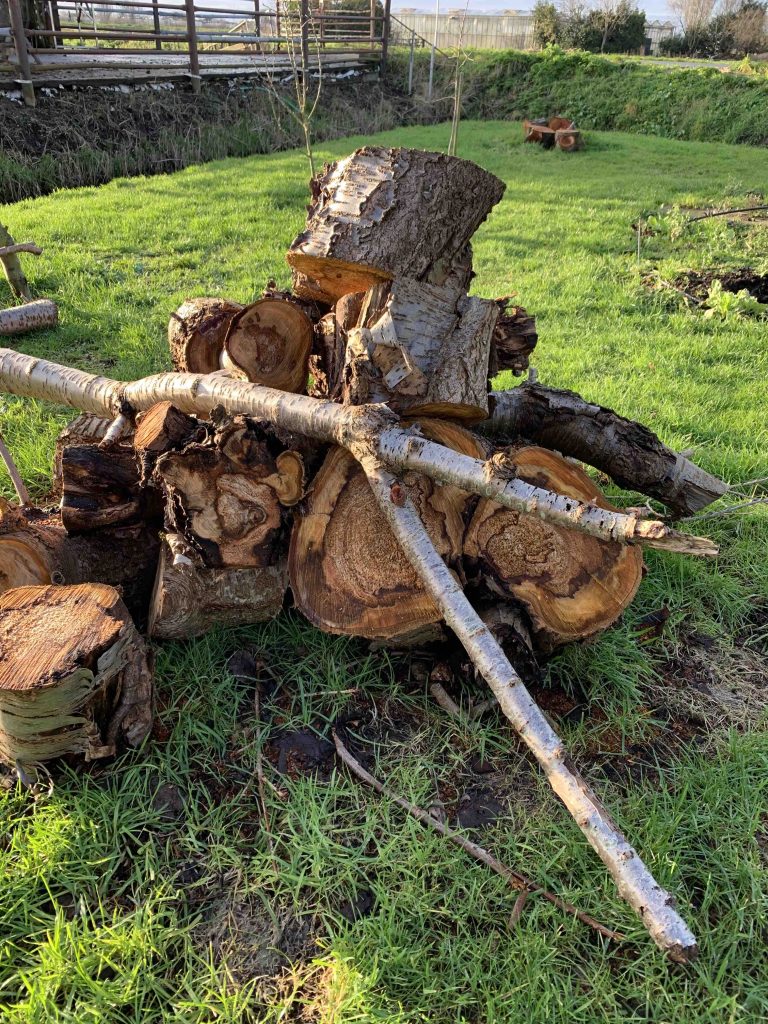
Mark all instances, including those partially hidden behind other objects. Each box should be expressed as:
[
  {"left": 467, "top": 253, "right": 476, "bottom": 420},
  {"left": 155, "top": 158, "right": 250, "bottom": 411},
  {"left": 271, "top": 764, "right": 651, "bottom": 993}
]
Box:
[
  {"left": 287, "top": 148, "right": 505, "bottom": 303},
  {"left": 290, "top": 419, "right": 486, "bottom": 640},
  {"left": 482, "top": 383, "right": 728, "bottom": 517},
  {"left": 343, "top": 277, "right": 499, "bottom": 421},
  {"left": 221, "top": 297, "right": 314, "bottom": 393},
  {"left": 465, "top": 446, "right": 643, "bottom": 648},
  {"left": 60, "top": 443, "right": 144, "bottom": 533},
  {"left": 0, "top": 583, "right": 153, "bottom": 765}
]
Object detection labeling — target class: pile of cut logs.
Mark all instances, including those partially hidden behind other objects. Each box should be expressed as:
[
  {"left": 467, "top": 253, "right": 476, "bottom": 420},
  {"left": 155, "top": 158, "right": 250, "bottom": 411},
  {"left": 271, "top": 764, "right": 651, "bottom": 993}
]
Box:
[{"left": 0, "top": 147, "right": 728, "bottom": 961}]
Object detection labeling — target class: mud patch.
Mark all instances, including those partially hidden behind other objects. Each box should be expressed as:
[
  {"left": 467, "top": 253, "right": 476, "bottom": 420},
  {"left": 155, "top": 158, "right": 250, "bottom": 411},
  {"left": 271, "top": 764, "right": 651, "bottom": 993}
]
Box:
[{"left": 671, "top": 267, "right": 768, "bottom": 304}]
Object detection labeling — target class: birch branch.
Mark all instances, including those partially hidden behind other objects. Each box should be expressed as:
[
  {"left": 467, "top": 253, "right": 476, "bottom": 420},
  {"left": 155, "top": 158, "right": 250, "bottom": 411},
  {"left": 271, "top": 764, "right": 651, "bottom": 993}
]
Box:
[
  {"left": 0, "top": 431, "right": 30, "bottom": 505},
  {"left": 0, "top": 349, "right": 717, "bottom": 556},
  {"left": 355, "top": 451, "right": 699, "bottom": 963},
  {"left": 0, "top": 244, "right": 43, "bottom": 259},
  {"left": 332, "top": 729, "right": 624, "bottom": 942}
]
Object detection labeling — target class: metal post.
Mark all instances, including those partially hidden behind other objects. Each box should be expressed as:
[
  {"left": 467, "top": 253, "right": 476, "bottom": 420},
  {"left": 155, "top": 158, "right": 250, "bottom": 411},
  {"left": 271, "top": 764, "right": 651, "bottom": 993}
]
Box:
[
  {"left": 407, "top": 27, "right": 415, "bottom": 94},
  {"left": 7, "top": 0, "right": 34, "bottom": 107},
  {"left": 428, "top": 0, "right": 439, "bottom": 99},
  {"left": 299, "top": 0, "right": 309, "bottom": 81},
  {"left": 184, "top": 0, "right": 201, "bottom": 93},
  {"left": 152, "top": 0, "right": 161, "bottom": 50},
  {"left": 379, "top": 0, "right": 390, "bottom": 76}
]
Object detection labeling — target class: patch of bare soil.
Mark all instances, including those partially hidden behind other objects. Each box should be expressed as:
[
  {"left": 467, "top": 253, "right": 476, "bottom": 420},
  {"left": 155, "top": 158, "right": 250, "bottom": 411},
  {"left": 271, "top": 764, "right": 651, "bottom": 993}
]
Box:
[{"left": 671, "top": 267, "right": 768, "bottom": 303}]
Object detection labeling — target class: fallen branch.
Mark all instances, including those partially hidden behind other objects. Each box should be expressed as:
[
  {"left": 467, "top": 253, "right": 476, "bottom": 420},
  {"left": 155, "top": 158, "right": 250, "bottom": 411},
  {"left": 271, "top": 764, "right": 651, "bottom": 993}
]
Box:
[
  {"left": 0, "top": 350, "right": 718, "bottom": 557},
  {"left": 0, "top": 244, "right": 43, "bottom": 259},
  {"left": 355, "top": 451, "right": 698, "bottom": 962},
  {"left": 482, "top": 383, "right": 727, "bottom": 518},
  {"left": 0, "top": 224, "right": 40, "bottom": 301},
  {"left": 0, "top": 300, "right": 58, "bottom": 337},
  {"left": 332, "top": 729, "right": 623, "bottom": 943},
  {"left": 0, "top": 431, "right": 30, "bottom": 505}
]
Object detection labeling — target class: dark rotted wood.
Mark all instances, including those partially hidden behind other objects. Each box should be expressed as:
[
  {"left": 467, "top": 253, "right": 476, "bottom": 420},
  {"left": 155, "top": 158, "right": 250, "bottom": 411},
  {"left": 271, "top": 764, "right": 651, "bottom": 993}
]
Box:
[
  {"left": 168, "top": 297, "right": 242, "bottom": 373},
  {"left": 489, "top": 300, "right": 538, "bottom": 377},
  {"left": 60, "top": 444, "right": 143, "bottom": 533},
  {"left": 308, "top": 292, "right": 364, "bottom": 399},
  {"left": 481, "top": 383, "right": 728, "bottom": 517}
]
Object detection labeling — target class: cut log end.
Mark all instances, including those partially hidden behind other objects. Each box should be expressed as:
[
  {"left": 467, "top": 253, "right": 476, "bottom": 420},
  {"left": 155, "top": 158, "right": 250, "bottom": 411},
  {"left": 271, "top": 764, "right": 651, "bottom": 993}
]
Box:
[
  {"left": 168, "top": 298, "right": 242, "bottom": 374},
  {"left": 222, "top": 297, "right": 313, "bottom": 393},
  {"left": 0, "top": 583, "right": 153, "bottom": 764}
]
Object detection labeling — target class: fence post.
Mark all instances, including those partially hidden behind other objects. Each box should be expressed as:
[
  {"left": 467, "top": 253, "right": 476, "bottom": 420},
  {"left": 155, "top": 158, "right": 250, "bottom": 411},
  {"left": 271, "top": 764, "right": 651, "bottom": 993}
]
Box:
[
  {"left": 379, "top": 0, "right": 390, "bottom": 76},
  {"left": 427, "top": 0, "right": 439, "bottom": 100},
  {"left": 407, "top": 28, "right": 415, "bottom": 94},
  {"left": 253, "top": 0, "right": 260, "bottom": 43},
  {"left": 152, "top": 0, "right": 161, "bottom": 50},
  {"left": 299, "top": 0, "right": 309, "bottom": 81},
  {"left": 49, "top": 0, "right": 62, "bottom": 44},
  {"left": 184, "top": 0, "right": 201, "bottom": 93},
  {"left": 369, "top": 0, "right": 376, "bottom": 44},
  {"left": 7, "top": 0, "right": 34, "bottom": 107}
]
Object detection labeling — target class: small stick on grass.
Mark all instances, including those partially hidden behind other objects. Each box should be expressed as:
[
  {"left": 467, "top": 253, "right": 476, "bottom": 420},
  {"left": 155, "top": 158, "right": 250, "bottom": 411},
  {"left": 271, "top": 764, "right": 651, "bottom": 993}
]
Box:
[
  {"left": 429, "top": 682, "right": 463, "bottom": 720},
  {"left": 0, "top": 430, "right": 29, "bottom": 505},
  {"left": 332, "top": 729, "right": 624, "bottom": 943}
]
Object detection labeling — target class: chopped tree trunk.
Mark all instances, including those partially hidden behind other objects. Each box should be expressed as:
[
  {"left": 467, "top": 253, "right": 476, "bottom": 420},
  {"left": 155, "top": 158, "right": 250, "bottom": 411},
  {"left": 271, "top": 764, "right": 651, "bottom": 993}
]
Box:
[
  {"left": 154, "top": 417, "right": 304, "bottom": 568},
  {"left": 343, "top": 277, "right": 498, "bottom": 421},
  {"left": 289, "top": 419, "right": 486, "bottom": 640},
  {"left": 465, "top": 446, "right": 644, "bottom": 648},
  {"left": 0, "top": 348, "right": 718, "bottom": 557},
  {"left": 482, "top": 383, "right": 728, "bottom": 517},
  {"left": 168, "top": 298, "right": 243, "bottom": 373},
  {"left": 0, "top": 583, "right": 153, "bottom": 765},
  {"left": 0, "top": 501, "right": 160, "bottom": 627},
  {"left": 489, "top": 300, "right": 538, "bottom": 377},
  {"left": 0, "top": 299, "right": 58, "bottom": 336},
  {"left": 357, "top": 451, "right": 698, "bottom": 963},
  {"left": 148, "top": 538, "right": 287, "bottom": 639},
  {"left": 287, "top": 147, "right": 505, "bottom": 303},
  {"left": 221, "top": 297, "right": 314, "bottom": 393},
  {"left": 60, "top": 444, "right": 143, "bottom": 533}
]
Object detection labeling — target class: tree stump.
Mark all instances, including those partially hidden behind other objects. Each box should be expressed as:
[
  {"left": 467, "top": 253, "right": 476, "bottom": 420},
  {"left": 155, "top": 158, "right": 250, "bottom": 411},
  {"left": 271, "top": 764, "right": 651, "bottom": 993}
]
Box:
[
  {"left": 465, "top": 446, "right": 643, "bottom": 648},
  {"left": 287, "top": 147, "right": 505, "bottom": 303},
  {"left": 0, "top": 583, "right": 153, "bottom": 765},
  {"left": 289, "top": 420, "right": 486, "bottom": 640}
]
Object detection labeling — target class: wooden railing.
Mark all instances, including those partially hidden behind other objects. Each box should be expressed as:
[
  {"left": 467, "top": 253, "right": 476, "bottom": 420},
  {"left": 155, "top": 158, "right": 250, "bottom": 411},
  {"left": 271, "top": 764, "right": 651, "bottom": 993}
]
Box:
[{"left": 4, "top": 0, "right": 391, "bottom": 107}]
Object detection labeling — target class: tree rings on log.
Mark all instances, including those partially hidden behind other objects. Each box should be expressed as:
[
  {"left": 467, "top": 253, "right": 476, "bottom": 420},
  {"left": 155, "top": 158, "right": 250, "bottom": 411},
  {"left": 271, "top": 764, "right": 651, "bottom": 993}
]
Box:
[
  {"left": 289, "top": 420, "right": 486, "bottom": 640},
  {"left": 221, "top": 297, "right": 313, "bottom": 394},
  {"left": 0, "top": 583, "right": 153, "bottom": 764},
  {"left": 168, "top": 298, "right": 242, "bottom": 373},
  {"left": 287, "top": 147, "right": 505, "bottom": 303},
  {"left": 465, "top": 447, "right": 643, "bottom": 647},
  {"left": 343, "top": 277, "right": 498, "bottom": 421},
  {"left": 148, "top": 540, "right": 287, "bottom": 640}
]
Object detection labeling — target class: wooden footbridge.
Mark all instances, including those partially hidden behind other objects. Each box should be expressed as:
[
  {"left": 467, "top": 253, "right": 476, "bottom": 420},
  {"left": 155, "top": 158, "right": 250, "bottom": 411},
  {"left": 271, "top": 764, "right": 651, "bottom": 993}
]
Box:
[{"left": 0, "top": 0, "right": 391, "bottom": 106}]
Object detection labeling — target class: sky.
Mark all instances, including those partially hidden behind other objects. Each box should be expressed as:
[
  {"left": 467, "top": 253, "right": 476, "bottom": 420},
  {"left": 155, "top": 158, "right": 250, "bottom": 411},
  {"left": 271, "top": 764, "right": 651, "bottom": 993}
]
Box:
[{"left": 390, "top": 0, "right": 677, "bottom": 19}]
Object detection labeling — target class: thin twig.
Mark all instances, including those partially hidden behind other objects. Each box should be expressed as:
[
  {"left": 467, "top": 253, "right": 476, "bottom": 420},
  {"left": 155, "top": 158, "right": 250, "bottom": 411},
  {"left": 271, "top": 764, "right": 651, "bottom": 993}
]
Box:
[
  {"left": 688, "top": 204, "right": 768, "bottom": 223},
  {"left": 0, "top": 430, "right": 29, "bottom": 505},
  {"left": 332, "top": 729, "right": 624, "bottom": 943},
  {"left": 429, "top": 682, "right": 463, "bottom": 720}
]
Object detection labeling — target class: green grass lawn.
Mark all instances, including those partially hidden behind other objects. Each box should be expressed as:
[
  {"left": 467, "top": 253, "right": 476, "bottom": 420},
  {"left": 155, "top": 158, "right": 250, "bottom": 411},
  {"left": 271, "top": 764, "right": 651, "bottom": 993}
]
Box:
[{"left": 1, "top": 123, "right": 767, "bottom": 1023}]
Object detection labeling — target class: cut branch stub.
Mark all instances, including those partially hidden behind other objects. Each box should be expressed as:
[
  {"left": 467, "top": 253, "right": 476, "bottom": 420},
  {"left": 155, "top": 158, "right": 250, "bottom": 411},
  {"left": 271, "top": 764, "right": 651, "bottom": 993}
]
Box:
[
  {"left": 134, "top": 401, "right": 198, "bottom": 455},
  {"left": 287, "top": 147, "right": 505, "bottom": 303},
  {"left": 343, "top": 277, "right": 498, "bottom": 421},
  {"left": 289, "top": 419, "right": 486, "bottom": 640},
  {"left": 465, "top": 446, "right": 643, "bottom": 647},
  {"left": 148, "top": 538, "right": 287, "bottom": 640},
  {"left": 221, "top": 297, "right": 314, "bottom": 394},
  {"left": 154, "top": 418, "right": 303, "bottom": 568},
  {"left": 0, "top": 583, "right": 153, "bottom": 765},
  {"left": 168, "top": 298, "right": 242, "bottom": 373}
]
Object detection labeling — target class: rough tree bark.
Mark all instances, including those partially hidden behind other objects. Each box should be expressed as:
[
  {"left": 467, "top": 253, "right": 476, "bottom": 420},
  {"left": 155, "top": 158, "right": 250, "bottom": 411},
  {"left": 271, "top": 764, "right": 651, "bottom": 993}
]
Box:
[
  {"left": 0, "top": 349, "right": 718, "bottom": 556},
  {"left": 342, "top": 277, "right": 498, "bottom": 421},
  {"left": 60, "top": 444, "right": 144, "bottom": 533},
  {"left": 482, "top": 383, "right": 728, "bottom": 517},
  {"left": 289, "top": 419, "right": 485, "bottom": 640},
  {"left": 0, "top": 583, "right": 153, "bottom": 765},
  {"left": 287, "top": 148, "right": 505, "bottom": 302},
  {"left": 465, "top": 446, "right": 643, "bottom": 648},
  {"left": 0, "top": 299, "right": 58, "bottom": 336}
]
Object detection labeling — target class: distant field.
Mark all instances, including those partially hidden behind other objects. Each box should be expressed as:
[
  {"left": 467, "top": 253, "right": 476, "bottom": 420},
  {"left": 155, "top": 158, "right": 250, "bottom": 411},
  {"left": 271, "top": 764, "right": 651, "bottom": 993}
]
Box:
[{"left": 1, "top": 123, "right": 767, "bottom": 1022}]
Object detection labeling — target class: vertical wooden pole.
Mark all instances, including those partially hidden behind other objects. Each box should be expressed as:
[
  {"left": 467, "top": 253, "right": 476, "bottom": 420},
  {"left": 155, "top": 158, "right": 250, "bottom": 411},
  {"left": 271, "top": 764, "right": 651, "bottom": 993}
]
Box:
[
  {"left": 49, "top": 0, "right": 62, "bottom": 43},
  {"left": 299, "top": 0, "right": 309, "bottom": 80},
  {"left": 152, "top": 0, "right": 161, "bottom": 50},
  {"left": 184, "top": 0, "right": 201, "bottom": 93},
  {"left": 253, "top": 0, "right": 260, "bottom": 44},
  {"left": 318, "top": 0, "right": 324, "bottom": 44},
  {"left": 369, "top": 0, "right": 375, "bottom": 44},
  {"left": 7, "top": 0, "right": 34, "bottom": 107},
  {"left": 407, "top": 27, "right": 415, "bottom": 94},
  {"left": 379, "top": 0, "right": 390, "bottom": 76}
]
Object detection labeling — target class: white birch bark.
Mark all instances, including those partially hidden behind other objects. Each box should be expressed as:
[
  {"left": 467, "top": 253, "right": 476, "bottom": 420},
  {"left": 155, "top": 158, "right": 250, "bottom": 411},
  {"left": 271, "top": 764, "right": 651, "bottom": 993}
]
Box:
[
  {"left": 0, "top": 349, "right": 717, "bottom": 556},
  {"left": 0, "top": 300, "right": 58, "bottom": 336},
  {"left": 357, "top": 450, "right": 699, "bottom": 963}
]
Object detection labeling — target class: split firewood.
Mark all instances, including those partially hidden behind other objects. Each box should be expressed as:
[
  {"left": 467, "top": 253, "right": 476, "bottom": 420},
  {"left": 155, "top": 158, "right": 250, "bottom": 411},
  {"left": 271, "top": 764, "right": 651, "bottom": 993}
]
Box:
[
  {"left": 154, "top": 416, "right": 304, "bottom": 569},
  {"left": 0, "top": 222, "right": 41, "bottom": 301},
  {"left": 148, "top": 537, "right": 287, "bottom": 639},
  {"left": 342, "top": 277, "right": 498, "bottom": 422},
  {"left": 221, "top": 297, "right": 314, "bottom": 393},
  {"left": 290, "top": 419, "right": 485, "bottom": 640},
  {"left": 309, "top": 292, "right": 364, "bottom": 399},
  {"left": 287, "top": 148, "right": 505, "bottom": 302},
  {"left": 0, "top": 349, "right": 718, "bottom": 557},
  {"left": 465, "top": 446, "right": 643, "bottom": 649},
  {"left": 0, "top": 583, "right": 153, "bottom": 765},
  {"left": 489, "top": 300, "right": 538, "bottom": 377},
  {"left": 0, "top": 299, "right": 58, "bottom": 336},
  {"left": 60, "top": 444, "right": 144, "bottom": 533},
  {"left": 52, "top": 413, "right": 114, "bottom": 496},
  {"left": 482, "top": 383, "right": 728, "bottom": 517},
  {"left": 168, "top": 297, "right": 243, "bottom": 373},
  {"left": 0, "top": 500, "right": 160, "bottom": 627}
]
